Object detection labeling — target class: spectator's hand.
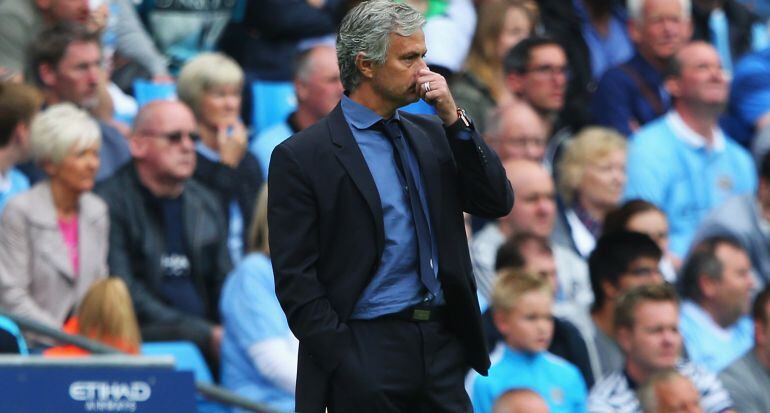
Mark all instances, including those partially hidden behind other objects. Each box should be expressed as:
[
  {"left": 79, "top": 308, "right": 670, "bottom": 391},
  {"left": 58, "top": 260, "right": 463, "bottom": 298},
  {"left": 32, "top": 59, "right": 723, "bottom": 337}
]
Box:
[
  {"left": 210, "top": 325, "right": 223, "bottom": 360},
  {"left": 87, "top": 3, "right": 109, "bottom": 33},
  {"left": 306, "top": 0, "right": 326, "bottom": 8},
  {"left": 217, "top": 121, "right": 248, "bottom": 168}
]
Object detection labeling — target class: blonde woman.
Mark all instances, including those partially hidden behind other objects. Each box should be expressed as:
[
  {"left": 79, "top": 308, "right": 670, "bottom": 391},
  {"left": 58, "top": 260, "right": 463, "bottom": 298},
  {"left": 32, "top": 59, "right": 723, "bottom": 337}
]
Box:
[
  {"left": 220, "top": 185, "right": 297, "bottom": 412},
  {"left": 177, "top": 52, "right": 263, "bottom": 263},
  {"left": 451, "top": 0, "right": 539, "bottom": 132},
  {"left": 0, "top": 103, "right": 107, "bottom": 331},
  {"left": 554, "top": 127, "right": 627, "bottom": 258}
]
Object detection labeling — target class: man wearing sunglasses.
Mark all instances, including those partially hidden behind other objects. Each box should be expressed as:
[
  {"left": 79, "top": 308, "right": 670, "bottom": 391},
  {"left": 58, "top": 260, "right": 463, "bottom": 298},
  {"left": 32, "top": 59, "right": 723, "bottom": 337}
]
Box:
[{"left": 96, "top": 100, "right": 231, "bottom": 372}]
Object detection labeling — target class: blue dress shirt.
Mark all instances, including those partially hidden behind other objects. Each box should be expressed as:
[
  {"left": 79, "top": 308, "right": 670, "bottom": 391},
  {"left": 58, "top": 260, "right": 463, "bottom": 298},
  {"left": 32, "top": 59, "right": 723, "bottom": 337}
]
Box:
[{"left": 340, "top": 95, "right": 443, "bottom": 319}]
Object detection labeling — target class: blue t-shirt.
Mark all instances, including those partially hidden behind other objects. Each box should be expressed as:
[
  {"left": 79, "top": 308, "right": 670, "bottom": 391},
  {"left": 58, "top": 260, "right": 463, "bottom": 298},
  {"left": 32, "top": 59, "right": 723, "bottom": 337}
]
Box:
[
  {"left": 157, "top": 196, "right": 204, "bottom": 317},
  {"left": 470, "top": 346, "right": 587, "bottom": 413},
  {"left": 680, "top": 300, "right": 754, "bottom": 373},
  {"left": 0, "top": 168, "right": 29, "bottom": 215},
  {"left": 624, "top": 112, "right": 757, "bottom": 257},
  {"left": 220, "top": 253, "right": 295, "bottom": 412}
]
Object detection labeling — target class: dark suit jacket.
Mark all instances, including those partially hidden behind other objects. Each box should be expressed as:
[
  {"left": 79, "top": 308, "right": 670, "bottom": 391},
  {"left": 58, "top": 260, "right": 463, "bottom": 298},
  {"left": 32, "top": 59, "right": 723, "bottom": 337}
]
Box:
[{"left": 268, "top": 103, "right": 513, "bottom": 412}]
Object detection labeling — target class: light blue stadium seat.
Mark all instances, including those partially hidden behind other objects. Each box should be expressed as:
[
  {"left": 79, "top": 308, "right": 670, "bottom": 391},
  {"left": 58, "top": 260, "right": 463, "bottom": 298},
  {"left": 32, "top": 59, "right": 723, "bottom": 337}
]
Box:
[
  {"left": 0, "top": 316, "right": 28, "bottom": 355},
  {"left": 250, "top": 80, "right": 296, "bottom": 134},
  {"left": 133, "top": 79, "right": 177, "bottom": 108},
  {"left": 141, "top": 341, "right": 212, "bottom": 383}
]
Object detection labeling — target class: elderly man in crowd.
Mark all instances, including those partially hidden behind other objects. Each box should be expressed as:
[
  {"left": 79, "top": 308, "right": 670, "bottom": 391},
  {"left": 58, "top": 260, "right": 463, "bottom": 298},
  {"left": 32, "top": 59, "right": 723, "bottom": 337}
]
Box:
[
  {"left": 471, "top": 159, "right": 591, "bottom": 330},
  {"left": 96, "top": 100, "right": 231, "bottom": 368},
  {"left": 484, "top": 101, "right": 548, "bottom": 164},
  {"left": 719, "top": 285, "right": 770, "bottom": 413},
  {"left": 591, "top": 0, "right": 692, "bottom": 136},
  {"left": 624, "top": 41, "right": 756, "bottom": 259},
  {"left": 250, "top": 44, "right": 343, "bottom": 177},
  {"left": 638, "top": 370, "right": 703, "bottom": 413},
  {"left": 588, "top": 284, "right": 735, "bottom": 413}
]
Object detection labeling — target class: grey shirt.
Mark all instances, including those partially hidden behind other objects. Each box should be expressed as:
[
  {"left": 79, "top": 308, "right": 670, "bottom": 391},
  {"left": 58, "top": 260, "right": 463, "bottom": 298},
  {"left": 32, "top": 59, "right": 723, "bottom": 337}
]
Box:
[{"left": 719, "top": 350, "right": 770, "bottom": 413}]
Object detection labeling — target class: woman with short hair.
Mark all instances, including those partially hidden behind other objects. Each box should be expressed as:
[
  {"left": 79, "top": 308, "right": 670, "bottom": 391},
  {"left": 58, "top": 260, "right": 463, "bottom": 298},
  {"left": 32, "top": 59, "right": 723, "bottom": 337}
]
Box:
[
  {"left": 177, "top": 52, "right": 263, "bottom": 263},
  {"left": 0, "top": 103, "right": 108, "bottom": 332},
  {"left": 554, "top": 127, "right": 627, "bottom": 258}
]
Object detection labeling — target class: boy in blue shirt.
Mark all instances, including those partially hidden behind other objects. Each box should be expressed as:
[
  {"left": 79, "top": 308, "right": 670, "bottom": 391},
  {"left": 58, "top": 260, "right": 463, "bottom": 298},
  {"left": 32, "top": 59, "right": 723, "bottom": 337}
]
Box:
[{"left": 471, "top": 270, "right": 587, "bottom": 413}]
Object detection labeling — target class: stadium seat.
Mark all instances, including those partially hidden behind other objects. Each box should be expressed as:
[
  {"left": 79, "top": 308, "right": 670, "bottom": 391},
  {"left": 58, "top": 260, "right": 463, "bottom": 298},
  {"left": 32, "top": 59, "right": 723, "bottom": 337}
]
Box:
[
  {"left": 250, "top": 80, "right": 297, "bottom": 134},
  {"left": 141, "top": 341, "right": 212, "bottom": 382},
  {"left": 132, "top": 79, "right": 177, "bottom": 108}
]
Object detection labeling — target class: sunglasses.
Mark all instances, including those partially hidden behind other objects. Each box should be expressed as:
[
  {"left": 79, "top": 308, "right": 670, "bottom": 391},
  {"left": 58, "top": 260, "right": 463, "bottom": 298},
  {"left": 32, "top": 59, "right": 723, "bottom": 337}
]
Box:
[{"left": 142, "top": 130, "right": 199, "bottom": 144}]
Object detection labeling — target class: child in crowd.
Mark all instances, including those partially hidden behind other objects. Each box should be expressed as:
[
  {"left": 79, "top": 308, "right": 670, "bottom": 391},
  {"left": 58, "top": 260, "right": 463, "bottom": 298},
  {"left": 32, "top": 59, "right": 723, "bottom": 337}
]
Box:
[
  {"left": 45, "top": 277, "right": 141, "bottom": 356},
  {"left": 471, "top": 270, "right": 586, "bottom": 413}
]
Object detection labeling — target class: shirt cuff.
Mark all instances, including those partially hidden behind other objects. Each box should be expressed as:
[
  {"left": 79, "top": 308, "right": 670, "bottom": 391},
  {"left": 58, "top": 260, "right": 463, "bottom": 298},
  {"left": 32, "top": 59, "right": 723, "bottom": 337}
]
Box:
[{"left": 444, "top": 117, "right": 474, "bottom": 141}]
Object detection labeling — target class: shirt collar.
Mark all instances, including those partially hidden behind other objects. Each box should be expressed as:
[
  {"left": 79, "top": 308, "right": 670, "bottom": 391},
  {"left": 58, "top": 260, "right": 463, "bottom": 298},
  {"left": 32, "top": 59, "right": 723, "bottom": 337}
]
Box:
[
  {"left": 196, "top": 141, "right": 220, "bottom": 161},
  {"left": 340, "top": 94, "right": 400, "bottom": 130},
  {"left": 666, "top": 111, "right": 726, "bottom": 152}
]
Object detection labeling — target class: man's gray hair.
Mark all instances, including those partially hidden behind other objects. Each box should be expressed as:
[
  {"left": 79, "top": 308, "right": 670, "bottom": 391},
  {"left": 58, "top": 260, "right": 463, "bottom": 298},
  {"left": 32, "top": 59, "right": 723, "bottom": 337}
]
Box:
[
  {"left": 627, "top": 0, "right": 691, "bottom": 22},
  {"left": 336, "top": 0, "right": 425, "bottom": 92},
  {"left": 638, "top": 369, "right": 693, "bottom": 413}
]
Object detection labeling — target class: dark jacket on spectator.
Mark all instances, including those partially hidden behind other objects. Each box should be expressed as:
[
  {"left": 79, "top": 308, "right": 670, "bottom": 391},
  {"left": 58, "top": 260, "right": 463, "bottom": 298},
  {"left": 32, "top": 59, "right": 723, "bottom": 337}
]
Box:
[
  {"left": 237, "top": 0, "right": 346, "bottom": 81},
  {"left": 193, "top": 151, "right": 264, "bottom": 256},
  {"left": 95, "top": 164, "right": 231, "bottom": 347}
]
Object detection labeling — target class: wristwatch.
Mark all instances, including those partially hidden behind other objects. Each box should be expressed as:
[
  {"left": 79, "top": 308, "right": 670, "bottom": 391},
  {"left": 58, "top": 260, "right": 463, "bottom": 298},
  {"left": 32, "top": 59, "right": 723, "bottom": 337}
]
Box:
[{"left": 456, "top": 107, "right": 472, "bottom": 128}]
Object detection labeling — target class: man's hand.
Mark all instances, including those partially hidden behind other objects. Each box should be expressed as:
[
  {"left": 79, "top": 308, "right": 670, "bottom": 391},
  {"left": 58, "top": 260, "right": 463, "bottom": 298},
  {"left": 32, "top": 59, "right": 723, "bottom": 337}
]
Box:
[
  {"left": 217, "top": 121, "right": 248, "bottom": 168},
  {"left": 416, "top": 68, "right": 459, "bottom": 126}
]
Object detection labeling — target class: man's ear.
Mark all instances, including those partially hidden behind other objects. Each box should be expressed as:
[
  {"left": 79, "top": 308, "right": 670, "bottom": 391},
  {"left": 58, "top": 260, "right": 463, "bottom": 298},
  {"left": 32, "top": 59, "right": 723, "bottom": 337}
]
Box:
[
  {"left": 664, "top": 77, "right": 680, "bottom": 99},
  {"left": 628, "top": 20, "right": 642, "bottom": 45},
  {"left": 355, "top": 52, "right": 376, "bottom": 80},
  {"left": 294, "top": 78, "right": 309, "bottom": 103},
  {"left": 698, "top": 274, "right": 719, "bottom": 302},
  {"left": 603, "top": 279, "right": 621, "bottom": 301},
  {"left": 505, "top": 73, "right": 523, "bottom": 95},
  {"left": 38, "top": 63, "right": 57, "bottom": 89},
  {"left": 492, "top": 308, "right": 511, "bottom": 337},
  {"left": 129, "top": 136, "right": 147, "bottom": 159},
  {"left": 616, "top": 326, "right": 632, "bottom": 354}
]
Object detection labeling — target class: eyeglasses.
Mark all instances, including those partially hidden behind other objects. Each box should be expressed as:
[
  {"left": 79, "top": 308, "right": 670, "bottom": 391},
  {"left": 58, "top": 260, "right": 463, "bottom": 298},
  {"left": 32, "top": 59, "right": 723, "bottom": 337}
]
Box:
[
  {"left": 625, "top": 266, "right": 662, "bottom": 278},
  {"left": 524, "top": 65, "right": 571, "bottom": 79},
  {"left": 505, "top": 137, "right": 546, "bottom": 148},
  {"left": 141, "top": 130, "right": 199, "bottom": 144}
]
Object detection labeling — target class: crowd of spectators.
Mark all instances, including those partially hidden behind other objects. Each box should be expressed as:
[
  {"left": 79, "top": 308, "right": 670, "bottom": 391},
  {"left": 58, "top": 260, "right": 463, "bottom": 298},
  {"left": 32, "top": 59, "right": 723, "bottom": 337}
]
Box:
[{"left": 2, "top": 0, "right": 770, "bottom": 412}]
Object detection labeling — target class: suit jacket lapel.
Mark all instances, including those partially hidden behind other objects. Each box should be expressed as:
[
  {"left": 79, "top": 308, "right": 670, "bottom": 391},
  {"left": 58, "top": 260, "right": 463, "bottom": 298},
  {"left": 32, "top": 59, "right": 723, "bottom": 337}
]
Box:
[
  {"left": 399, "top": 114, "right": 443, "bottom": 233},
  {"left": 328, "top": 105, "right": 385, "bottom": 255}
]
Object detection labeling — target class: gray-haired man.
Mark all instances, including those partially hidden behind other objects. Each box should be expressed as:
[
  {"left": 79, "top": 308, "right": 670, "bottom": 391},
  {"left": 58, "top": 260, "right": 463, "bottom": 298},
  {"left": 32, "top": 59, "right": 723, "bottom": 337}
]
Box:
[{"left": 267, "top": 1, "right": 513, "bottom": 412}]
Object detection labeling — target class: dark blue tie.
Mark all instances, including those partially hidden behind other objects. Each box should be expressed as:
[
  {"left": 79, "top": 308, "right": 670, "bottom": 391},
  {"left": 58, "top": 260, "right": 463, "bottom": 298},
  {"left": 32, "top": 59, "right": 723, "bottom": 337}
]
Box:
[{"left": 377, "top": 119, "right": 440, "bottom": 298}]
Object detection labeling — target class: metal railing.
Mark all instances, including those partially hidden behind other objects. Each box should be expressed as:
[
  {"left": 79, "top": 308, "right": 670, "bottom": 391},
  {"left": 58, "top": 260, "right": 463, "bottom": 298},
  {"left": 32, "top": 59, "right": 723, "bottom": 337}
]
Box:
[{"left": 0, "top": 310, "right": 284, "bottom": 413}]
